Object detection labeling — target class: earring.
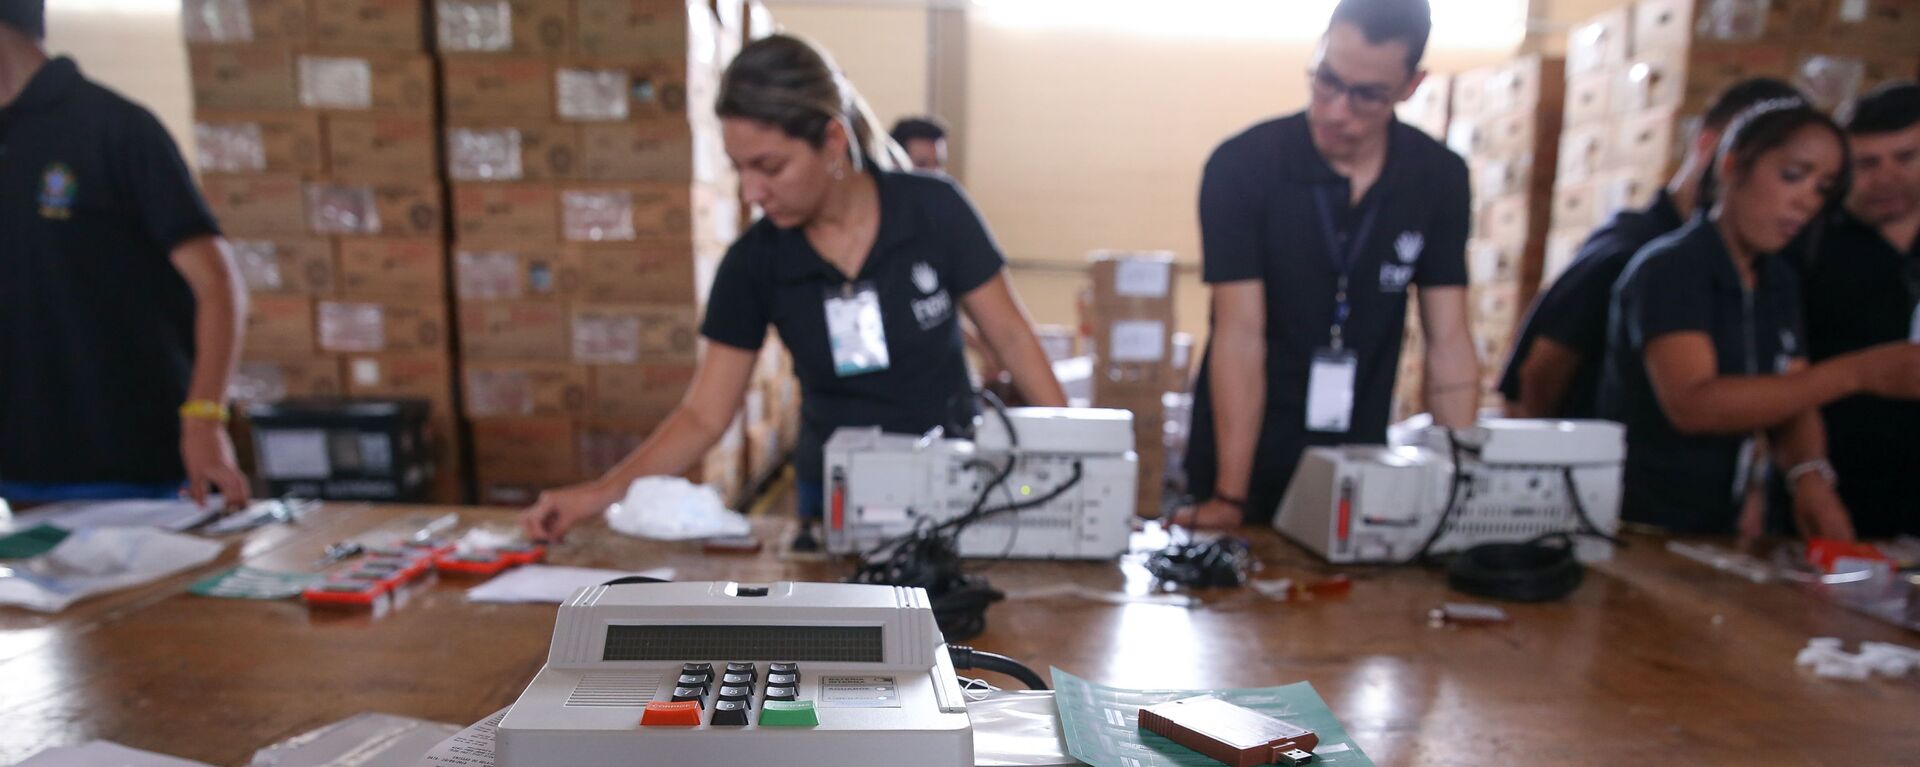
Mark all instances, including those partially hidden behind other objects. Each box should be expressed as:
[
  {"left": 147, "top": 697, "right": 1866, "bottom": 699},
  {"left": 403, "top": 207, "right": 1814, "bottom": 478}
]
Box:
[{"left": 831, "top": 161, "right": 847, "bottom": 181}]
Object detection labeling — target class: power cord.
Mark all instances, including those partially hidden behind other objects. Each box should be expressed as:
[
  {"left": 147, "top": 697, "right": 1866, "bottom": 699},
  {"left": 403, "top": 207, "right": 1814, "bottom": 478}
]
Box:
[
  {"left": 1406, "top": 427, "right": 1472, "bottom": 565},
  {"left": 948, "top": 645, "right": 1049, "bottom": 690}
]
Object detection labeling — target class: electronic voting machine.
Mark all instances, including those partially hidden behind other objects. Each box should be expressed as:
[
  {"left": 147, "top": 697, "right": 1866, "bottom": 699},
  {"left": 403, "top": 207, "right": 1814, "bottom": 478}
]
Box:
[{"left": 496, "top": 581, "right": 974, "bottom": 766}]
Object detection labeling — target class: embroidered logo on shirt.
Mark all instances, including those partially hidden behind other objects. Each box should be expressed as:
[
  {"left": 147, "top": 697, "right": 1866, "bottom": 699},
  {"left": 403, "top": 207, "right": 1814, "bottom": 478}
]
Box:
[
  {"left": 39, "top": 163, "right": 77, "bottom": 220},
  {"left": 1394, "top": 231, "right": 1424, "bottom": 264},
  {"left": 912, "top": 262, "right": 940, "bottom": 294}
]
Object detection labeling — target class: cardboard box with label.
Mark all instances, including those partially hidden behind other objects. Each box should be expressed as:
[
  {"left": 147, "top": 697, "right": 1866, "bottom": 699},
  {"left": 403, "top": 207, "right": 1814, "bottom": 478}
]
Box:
[
  {"left": 203, "top": 173, "right": 308, "bottom": 235},
  {"left": 471, "top": 417, "right": 581, "bottom": 483},
  {"left": 589, "top": 363, "right": 695, "bottom": 421},
  {"left": 580, "top": 121, "right": 695, "bottom": 181},
  {"left": 194, "top": 110, "right": 323, "bottom": 175},
  {"left": 454, "top": 247, "right": 579, "bottom": 301},
  {"left": 231, "top": 358, "right": 344, "bottom": 403},
  {"left": 555, "top": 57, "right": 689, "bottom": 123},
  {"left": 436, "top": 0, "right": 574, "bottom": 54},
  {"left": 295, "top": 52, "right": 434, "bottom": 114},
  {"left": 571, "top": 304, "right": 700, "bottom": 365},
  {"left": 232, "top": 237, "right": 336, "bottom": 295},
  {"left": 447, "top": 122, "right": 582, "bottom": 181},
  {"left": 454, "top": 182, "right": 559, "bottom": 243},
  {"left": 326, "top": 115, "right": 439, "bottom": 178},
  {"left": 574, "top": 242, "right": 699, "bottom": 304},
  {"left": 182, "top": 0, "right": 310, "bottom": 45},
  {"left": 189, "top": 44, "right": 297, "bottom": 110},
  {"left": 464, "top": 362, "right": 590, "bottom": 418},
  {"left": 367, "top": 179, "right": 445, "bottom": 237},
  {"left": 342, "top": 352, "right": 457, "bottom": 416},
  {"left": 443, "top": 54, "right": 556, "bottom": 120},
  {"left": 338, "top": 238, "right": 447, "bottom": 300},
  {"left": 311, "top": 0, "right": 426, "bottom": 51},
  {"left": 574, "top": 0, "right": 693, "bottom": 57},
  {"left": 317, "top": 301, "right": 448, "bottom": 354},
  {"left": 458, "top": 300, "right": 572, "bottom": 360},
  {"left": 242, "top": 294, "right": 316, "bottom": 358}
]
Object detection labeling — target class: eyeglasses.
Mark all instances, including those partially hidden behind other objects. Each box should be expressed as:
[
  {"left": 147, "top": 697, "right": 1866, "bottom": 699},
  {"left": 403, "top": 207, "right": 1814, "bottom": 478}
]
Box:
[{"left": 1307, "top": 68, "right": 1401, "bottom": 114}]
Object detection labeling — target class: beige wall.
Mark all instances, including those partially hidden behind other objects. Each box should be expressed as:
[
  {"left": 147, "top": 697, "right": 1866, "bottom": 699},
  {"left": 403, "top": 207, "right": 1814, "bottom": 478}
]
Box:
[
  {"left": 44, "top": 1, "right": 197, "bottom": 163},
  {"left": 770, "top": 4, "right": 930, "bottom": 130}
]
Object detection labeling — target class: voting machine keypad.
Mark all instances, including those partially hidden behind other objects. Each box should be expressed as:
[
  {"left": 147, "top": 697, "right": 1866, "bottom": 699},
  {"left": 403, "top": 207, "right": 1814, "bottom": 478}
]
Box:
[{"left": 641, "top": 662, "right": 817, "bottom": 728}]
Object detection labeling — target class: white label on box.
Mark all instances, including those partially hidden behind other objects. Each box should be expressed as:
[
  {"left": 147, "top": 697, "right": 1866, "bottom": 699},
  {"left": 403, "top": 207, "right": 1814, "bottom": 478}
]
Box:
[
  {"left": 233, "top": 241, "right": 284, "bottom": 291},
  {"left": 195, "top": 122, "right": 266, "bottom": 173},
  {"left": 306, "top": 183, "right": 382, "bottom": 235},
  {"left": 448, "top": 127, "right": 524, "bottom": 181},
  {"left": 1108, "top": 320, "right": 1166, "bottom": 363},
  {"left": 556, "top": 68, "right": 630, "bottom": 122},
  {"left": 1839, "top": 0, "right": 1868, "bottom": 22},
  {"left": 260, "top": 429, "right": 331, "bottom": 480},
  {"left": 351, "top": 358, "right": 383, "bottom": 387},
  {"left": 1113, "top": 259, "right": 1172, "bottom": 299},
  {"left": 298, "top": 56, "right": 374, "bottom": 110},
  {"left": 456, "top": 251, "right": 523, "bottom": 299},
  {"left": 467, "top": 369, "right": 534, "bottom": 416},
  {"left": 437, "top": 0, "right": 513, "bottom": 52},
  {"left": 183, "top": 0, "right": 254, "bottom": 43},
  {"left": 562, "top": 190, "right": 636, "bottom": 242},
  {"left": 818, "top": 676, "right": 901, "bottom": 709},
  {"left": 573, "top": 313, "right": 642, "bottom": 364},
  {"left": 319, "top": 302, "right": 387, "bottom": 353}
]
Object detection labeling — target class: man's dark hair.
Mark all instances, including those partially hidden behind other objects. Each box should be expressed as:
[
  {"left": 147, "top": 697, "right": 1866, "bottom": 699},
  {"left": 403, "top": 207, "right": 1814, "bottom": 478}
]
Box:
[
  {"left": 1328, "top": 0, "right": 1432, "bottom": 72},
  {"left": 1701, "top": 77, "right": 1806, "bottom": 131},
  {"left": 890, "top": 116, "right": 948, "bottom": 145},
  {"left": 1841, "top": 81, "right": 1920, "bottom": 136},
  {"left": 0, "top": 0, "right": 45, "bottom": 40}
]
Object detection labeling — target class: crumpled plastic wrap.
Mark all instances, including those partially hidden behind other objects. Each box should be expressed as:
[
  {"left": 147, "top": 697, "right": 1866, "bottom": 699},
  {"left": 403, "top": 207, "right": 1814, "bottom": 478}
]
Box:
[
  {"left": 0, "top": 528, "right": 223, "bottom": 613},
  {"left": 556, "top": 67, "right": 630, "bottom": 122},
  {"left": 298, "top": 55, "right": 373, "bottom": 110},
  {"left": 306, "top": 182, "right": 382, "bottom": 235},
  {"left": 195, "top": 120, "right": 267, "bottom": 173},
  {"left": 448, "top": 127, "right": 525, "bottom": 181},
  {"left": 605, "top": 476, "right": 749, "bottom": 540},
  {"left": 1796, "top": 55, "right": 1866, "bottom": 113},
  {"left": 437, "top": 0, "right": 513, "bottom": 52},
  {"left": 182, "top": 0, "right": 254, "bottom": 43},
  {"left": 561, "top": 189, "right": 636, "bottom": 242},
  {"left": 1695, "top": 0, "right": 1772, "bottom": 41}
]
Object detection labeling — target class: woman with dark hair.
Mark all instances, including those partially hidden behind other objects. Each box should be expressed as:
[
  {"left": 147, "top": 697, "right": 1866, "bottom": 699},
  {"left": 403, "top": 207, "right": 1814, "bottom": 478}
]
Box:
[
  {"left": 521, "top": 35, "right": 1065, "bottom": 544},
  {"left": 1598, "top": 99, "right": 1920, "bottom": 540}
]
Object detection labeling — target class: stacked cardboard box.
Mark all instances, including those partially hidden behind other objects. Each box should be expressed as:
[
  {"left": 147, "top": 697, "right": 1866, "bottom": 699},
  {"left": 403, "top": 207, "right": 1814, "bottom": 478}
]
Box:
[
  {"left": 1396, "top": 74, "right": 1452, "bottom": 141},
  {"left": 187, "top": 0, "right": 466, "bottom": 502},
  {"left": 1547, "top": 0, "right": 1920, "bottom": 281},
  {"left": 437, "top": 0, "right": 765, "bottom": 506},
  {"left": 1082, "top": 251, "right": 1179, "bottom": 519}
]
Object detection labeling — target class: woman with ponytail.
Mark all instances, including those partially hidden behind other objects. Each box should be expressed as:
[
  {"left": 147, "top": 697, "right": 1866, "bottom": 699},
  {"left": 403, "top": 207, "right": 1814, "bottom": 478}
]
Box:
[
  {"left": 522, "top": 34, "right": 1065, "bottom": 545},
  {"left": 1598, "top": 99, "right": 1920, "bottom": 540}
]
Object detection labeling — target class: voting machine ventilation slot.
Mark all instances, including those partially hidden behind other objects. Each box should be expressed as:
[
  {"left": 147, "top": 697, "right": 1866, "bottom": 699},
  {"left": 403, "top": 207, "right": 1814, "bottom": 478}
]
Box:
[{"left": 564, "top": 672, "right": 662, "bottom": 707}]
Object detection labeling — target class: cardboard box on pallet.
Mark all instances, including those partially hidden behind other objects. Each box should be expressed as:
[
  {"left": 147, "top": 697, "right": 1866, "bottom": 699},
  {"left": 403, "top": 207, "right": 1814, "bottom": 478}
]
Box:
[
  {"left": 472, "top": 417, "right": 581, "bottom": 484},
  {"left": 204, "top": 173, "right": 308, "bottom": 236},
  {"left": 454, "top": 246, "right": 580, "bottom": 301},
  {"left": 295, "top": 50, "right": 435, "bottom": 115},
  {"left": 326, "top": 115, "right": 440, "bottom": 179},
  {"left": 194, "top": 110, "right": 324, "bottom": 175},
  {"left": 574, "top": 241, "right": 700, "bottom": 304},
  {"left": 182, "top": 0, "right": 311, "bottom": 45},
  {"left": 464, "top": 361, "right": 591, "bottom": 418},
  {"left": 447, "top": 121, "right": 583, "bottom": 181},
  {"left": 575, "top": 0, "right": 695, "bottom": 57},
  {"left": 232, "top": 237, "right": 336, "bottom": 295},
  {"left": 559, "top": 183, "right": 693, "bottom": 242},
  {"left": 458, "top": 300, "right": 572, "bottom": 360},
  {"left": 580, "top": 120, "right": 696, "bottom": 181},
  {"left": 243, "top": 294, "right": 316, "bottom": 358},
  {"left": 231, "top": 358, "right": 344, "bottom": 403},
  {"left": 442, "top": 54, "right": 556, "bottom": 120},
  {"left": 437, "top": 0, "right": 575, "bottom": 54},
  {"left": 311, "top": 0, "right": 428, "bottom": 51},
  {"left": 342, "top": 351, "right": 458, "bottom": 417},
  {"left": 590, "top": 364, "right": 696, "bottom": 421},
  {"left": 189, "top": 44, "right": 298, "bottom": 110},
  {"left": 554, "top": 57, "right": 690, "bottom": 124},
  {"left": 316, "top": 300, "right": 449, "bottom": 354},
  {"left": 571, "top": 303, "right": 701, "bottom": 365},
  {"left": 337, "top": 238, "right": 447, "bottom": 300},
  {"left": 453, "top": 182, "right": 559, "bottom": 242}
]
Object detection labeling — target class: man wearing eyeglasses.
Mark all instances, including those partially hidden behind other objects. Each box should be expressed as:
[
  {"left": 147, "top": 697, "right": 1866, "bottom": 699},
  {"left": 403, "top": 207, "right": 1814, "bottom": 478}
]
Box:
[{"left": 1176, "top": 0, "right": 1477, "bottom": 530}]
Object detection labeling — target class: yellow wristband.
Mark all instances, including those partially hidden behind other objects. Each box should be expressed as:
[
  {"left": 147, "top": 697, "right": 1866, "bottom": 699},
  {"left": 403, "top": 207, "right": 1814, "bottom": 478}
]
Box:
[{"left": 179, "top": 400, "right": 231, "bottom": 423}]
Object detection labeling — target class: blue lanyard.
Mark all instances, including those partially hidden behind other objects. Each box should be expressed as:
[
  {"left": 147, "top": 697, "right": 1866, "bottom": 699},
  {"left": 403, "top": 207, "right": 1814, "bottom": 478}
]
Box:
[{"left": 1312, "top": 183, "right": 1380, "bottom": 351}]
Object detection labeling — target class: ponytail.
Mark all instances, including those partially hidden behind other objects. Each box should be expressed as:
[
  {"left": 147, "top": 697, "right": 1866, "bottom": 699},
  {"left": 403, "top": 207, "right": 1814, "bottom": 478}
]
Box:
[{"left": 717, "top": 34, "right": 906, "bottom": 173}]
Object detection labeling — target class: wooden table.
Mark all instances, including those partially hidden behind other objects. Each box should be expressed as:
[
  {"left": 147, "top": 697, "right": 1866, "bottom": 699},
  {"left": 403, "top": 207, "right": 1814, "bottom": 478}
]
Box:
[{"left": 1, "top": 502, "right": 1915, "bottom": 766}]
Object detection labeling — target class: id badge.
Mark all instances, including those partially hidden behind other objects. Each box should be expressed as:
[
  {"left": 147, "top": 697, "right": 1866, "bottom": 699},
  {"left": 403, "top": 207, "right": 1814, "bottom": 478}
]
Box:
[
  {"left": 1306, "top": 348, "right": 1358, "bottom": 433},
  {"left": 824, "top": 282, "right": 890, "bottom": 377},
  {"left": 1909, "top": 304, "right": 1920, "bottom": 343}
]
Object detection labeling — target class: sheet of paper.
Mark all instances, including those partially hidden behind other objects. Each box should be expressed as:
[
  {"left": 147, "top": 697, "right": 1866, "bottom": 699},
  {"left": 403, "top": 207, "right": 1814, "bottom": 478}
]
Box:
[
  {"left": 415, "top": 708, "right": 507, "bottom": 767},
  {"left": 1050, "top": 667, "right": 1376, "bottom": 767},
  {"left": 465, "top": 566, "right": 676, "bottom": 604},
  {"left": 15, "top": 740, "right": 214, "bottom": 767},
  {"left": 248, "top": 712, "right": 458, "bottom": 767},
  {"left": 22, "top": 498, "right": 220, "bottom": 532}
]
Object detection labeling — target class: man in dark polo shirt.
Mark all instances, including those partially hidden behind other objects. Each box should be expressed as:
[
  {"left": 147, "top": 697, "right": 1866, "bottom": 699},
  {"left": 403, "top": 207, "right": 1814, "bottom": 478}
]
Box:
[
  {"left": 1177, "top": 0, "right": 1478, "bottom": 529},
  {"left": 0, "top": 2, "right": 251, "bottom": 508},
  {"left": 1499, "top": 78, "right": 1803, "bottom": 418},
  {"left": 1799, "top": 81, "right": 1920, "bottom": 537}
]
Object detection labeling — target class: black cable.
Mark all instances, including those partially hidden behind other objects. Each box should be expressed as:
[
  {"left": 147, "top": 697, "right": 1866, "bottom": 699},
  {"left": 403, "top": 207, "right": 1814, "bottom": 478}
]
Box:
[
  {"left": 948, "top": 645, "right": 1048, "bottom": 690},
  {"left": 1145, "top": 536, "right": 1252, "bottom": 588},
  {"left": 1407, "top": 427, "right": 1470, "bottom": 565},
  {"left": 1561, "top": 467, "right": 1627, "bottom": 547}
]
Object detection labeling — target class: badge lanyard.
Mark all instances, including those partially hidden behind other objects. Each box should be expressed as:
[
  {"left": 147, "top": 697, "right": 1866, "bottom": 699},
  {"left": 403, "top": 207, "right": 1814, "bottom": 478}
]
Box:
[{"left": 1305, "top": 183, "right": 1380, "bottom": 433}]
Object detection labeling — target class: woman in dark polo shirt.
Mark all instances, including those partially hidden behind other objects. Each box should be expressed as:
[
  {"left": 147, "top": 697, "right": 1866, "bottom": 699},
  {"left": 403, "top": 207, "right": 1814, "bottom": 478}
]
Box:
[
  {"left": 1599, "top": 99, "right": 1920, "bottom": 540},
  {"left": 521, "top": 35, "right": 1065, "bottom": 544}
]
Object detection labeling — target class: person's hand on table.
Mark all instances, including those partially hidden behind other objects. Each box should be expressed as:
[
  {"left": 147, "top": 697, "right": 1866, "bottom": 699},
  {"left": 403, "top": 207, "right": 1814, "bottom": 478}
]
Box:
[
  {"left": 521, "top": 479, "right": 624, "bottom": 542},
  {"left": 180, "top": 418, "right": 250, "bottom": 510},
  {"left": 1169, "top": 498, "right": 1244, "bottom": 531}
]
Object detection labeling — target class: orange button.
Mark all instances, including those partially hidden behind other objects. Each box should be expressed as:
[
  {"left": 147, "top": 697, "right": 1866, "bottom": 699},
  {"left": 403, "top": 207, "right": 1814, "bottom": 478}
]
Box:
[{"left": 640, "top": 701, "right": 703, "bottom": 726}]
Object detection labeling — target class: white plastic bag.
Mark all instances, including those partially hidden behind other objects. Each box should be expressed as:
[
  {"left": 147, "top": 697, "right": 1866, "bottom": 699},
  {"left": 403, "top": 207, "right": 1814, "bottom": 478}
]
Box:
[
  {"left": 969, "top": 691, "right": 1079, "bottom": 767},
  {"left": 0, "top": 527, "right": 223, "bottom": 612},
  {"left": 604, "top": 477, "right": 749, "bottom": 540}
]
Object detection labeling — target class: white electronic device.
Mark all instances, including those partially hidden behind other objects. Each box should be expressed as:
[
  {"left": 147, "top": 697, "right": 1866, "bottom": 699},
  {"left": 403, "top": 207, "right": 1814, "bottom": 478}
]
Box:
[
  {"left": 822, "top": 407, "right": 1139, "bottom": 559},
  {"left": 497, "top": 581, "right": 973, "bottom": 767},
  {"left": 1275, "top": 419, "right": 1626, "bottom": 564}
]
